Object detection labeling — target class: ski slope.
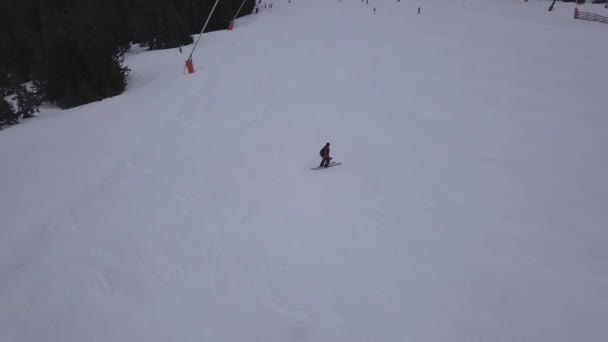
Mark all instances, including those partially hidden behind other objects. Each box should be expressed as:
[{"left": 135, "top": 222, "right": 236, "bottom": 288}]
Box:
[{"left": 1, "top": 0, "right": 608, "bottom": 341}]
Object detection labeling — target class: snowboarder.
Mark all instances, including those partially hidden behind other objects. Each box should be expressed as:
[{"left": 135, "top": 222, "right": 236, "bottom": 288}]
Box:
[{"left": 319, "top": 143, "right": 332, "bottom": 168}]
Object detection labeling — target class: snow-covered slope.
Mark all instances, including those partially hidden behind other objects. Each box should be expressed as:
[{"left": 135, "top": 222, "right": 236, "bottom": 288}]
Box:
[{"left": 1, "top": 0, "right": 607, "bottom": 341}]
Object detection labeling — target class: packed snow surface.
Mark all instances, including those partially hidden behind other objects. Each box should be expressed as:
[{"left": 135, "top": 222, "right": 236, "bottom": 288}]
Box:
[{"left": 1, "top": 0, "right": 607, "bottom": 341}]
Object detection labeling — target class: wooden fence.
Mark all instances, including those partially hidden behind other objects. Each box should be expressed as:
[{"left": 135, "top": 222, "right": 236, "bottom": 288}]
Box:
[{"left": 574, "top": 8, "right": 608, "bottom": 23}]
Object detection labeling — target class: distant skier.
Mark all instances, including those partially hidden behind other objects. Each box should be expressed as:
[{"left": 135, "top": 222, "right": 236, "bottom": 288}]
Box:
[{"left": 319, "top": 143, "right": 332, "bottom": 168}]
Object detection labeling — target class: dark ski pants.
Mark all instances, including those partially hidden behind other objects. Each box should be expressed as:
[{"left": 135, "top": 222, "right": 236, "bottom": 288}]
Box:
[{"left": 320, "top": 158, "right": 331, "bottom": 168}]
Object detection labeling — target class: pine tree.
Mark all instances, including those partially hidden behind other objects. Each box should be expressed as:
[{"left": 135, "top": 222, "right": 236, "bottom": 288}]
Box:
[
  {"left": 103, "top": 0, "right": 137, "bottom": 53},
  {"left": 132, "top": 0, "right": 193, "bottom": 50},
  {"left": 13, "top": 84, "right": 41, "bottom": 119},
  {"left": 0, "top": 98, "right": 18, "bottom": 128},
  {"left": 0, "top": 0, "right": 41, "bottom": 125},
  {"left": 32, "top": 0, "right": 129, "bottom": 108}
]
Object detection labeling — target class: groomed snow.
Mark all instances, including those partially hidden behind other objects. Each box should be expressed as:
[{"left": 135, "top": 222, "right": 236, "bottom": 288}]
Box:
[{"left": 1, "top": 0, "right": 607, "bottom": 341}]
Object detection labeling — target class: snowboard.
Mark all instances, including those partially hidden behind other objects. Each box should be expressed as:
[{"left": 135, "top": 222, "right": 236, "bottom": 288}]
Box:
[{"left": 311, "top": 161, "right": 341, "bottom": 170}]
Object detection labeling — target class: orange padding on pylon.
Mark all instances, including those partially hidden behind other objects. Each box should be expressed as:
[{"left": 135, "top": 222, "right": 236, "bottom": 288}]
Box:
[{"left": 185, "top": 59, "right": 195, "bottom": 74}]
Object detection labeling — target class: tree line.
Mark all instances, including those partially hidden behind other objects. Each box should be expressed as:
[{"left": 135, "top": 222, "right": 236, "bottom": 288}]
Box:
[{"left": 0, "top": 0, "right": 254, "bottom": 128}]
